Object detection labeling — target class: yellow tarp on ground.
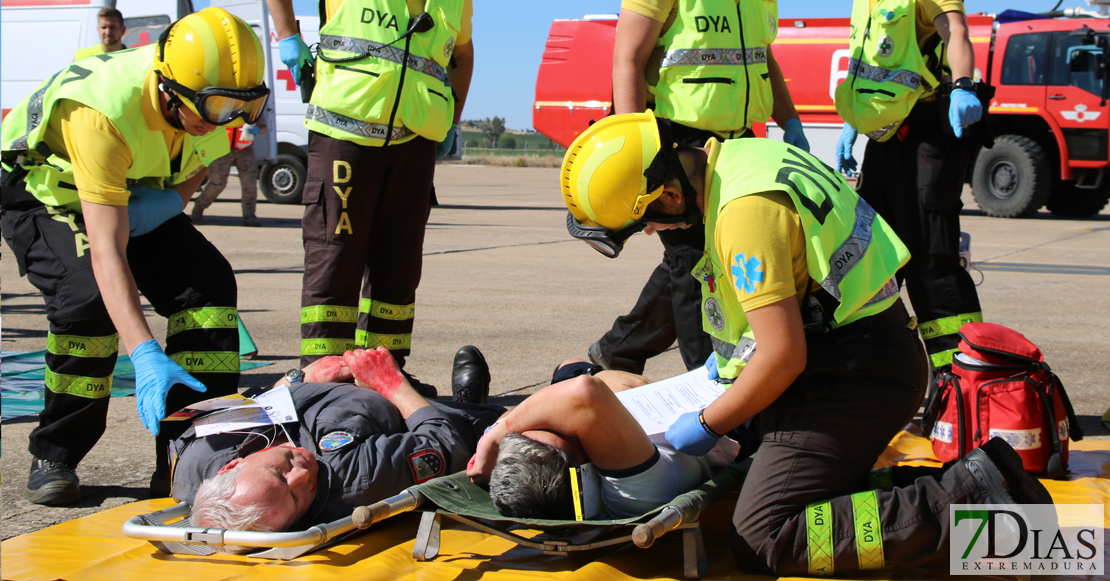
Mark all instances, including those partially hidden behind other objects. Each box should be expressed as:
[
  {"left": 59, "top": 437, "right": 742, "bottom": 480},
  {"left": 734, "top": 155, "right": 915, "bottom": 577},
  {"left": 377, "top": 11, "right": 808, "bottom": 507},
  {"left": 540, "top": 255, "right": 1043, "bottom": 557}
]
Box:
[{"left": 3, "top": 433, "right": 1108, "bottom": 581}]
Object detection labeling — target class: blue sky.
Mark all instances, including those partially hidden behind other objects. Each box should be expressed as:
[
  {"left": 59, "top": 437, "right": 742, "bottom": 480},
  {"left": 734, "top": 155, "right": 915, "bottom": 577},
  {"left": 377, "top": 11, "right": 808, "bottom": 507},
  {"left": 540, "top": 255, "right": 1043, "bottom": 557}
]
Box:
[{"left": 199, "top": 1, "right": 1052, "bottom": 129}]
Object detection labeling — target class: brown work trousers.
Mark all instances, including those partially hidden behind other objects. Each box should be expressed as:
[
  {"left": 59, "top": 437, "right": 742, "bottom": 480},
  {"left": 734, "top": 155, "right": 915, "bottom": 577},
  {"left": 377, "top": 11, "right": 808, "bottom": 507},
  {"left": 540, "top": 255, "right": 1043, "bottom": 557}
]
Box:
[
  {"left": 299, "top": 132, "right": 436, "bottom": 367},
  {"left": 194, "top": 145, "right": 259, "bottom": 219},
  {"left": 729, "top": 300, "right": 986, "bottom": 575}
]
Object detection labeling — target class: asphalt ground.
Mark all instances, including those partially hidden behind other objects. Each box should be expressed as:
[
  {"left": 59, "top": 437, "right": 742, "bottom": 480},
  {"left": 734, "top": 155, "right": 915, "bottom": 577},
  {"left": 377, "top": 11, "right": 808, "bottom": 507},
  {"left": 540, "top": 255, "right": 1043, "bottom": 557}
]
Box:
[{"left": 2, "top": 164, "right": 1108, "bottom": 539}]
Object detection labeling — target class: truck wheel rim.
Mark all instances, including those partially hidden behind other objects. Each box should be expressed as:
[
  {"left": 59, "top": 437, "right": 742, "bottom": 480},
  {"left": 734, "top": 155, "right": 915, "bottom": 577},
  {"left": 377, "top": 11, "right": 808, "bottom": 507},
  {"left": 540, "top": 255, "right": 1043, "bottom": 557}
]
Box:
[
  {"left": 270, "top": 166, "right": 298, "bottom": 195},
  {"left": 988, "top": 159, "right": 1018, "bottom": 200}
]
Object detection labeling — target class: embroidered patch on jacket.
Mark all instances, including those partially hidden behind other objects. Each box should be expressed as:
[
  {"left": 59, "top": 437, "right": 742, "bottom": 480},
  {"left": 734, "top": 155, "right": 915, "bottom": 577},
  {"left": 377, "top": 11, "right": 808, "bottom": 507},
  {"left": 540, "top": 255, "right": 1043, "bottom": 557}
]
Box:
[
  {"left": 408, "top": 449, "right": 445, "bottom": 483},
  {"left": 318, "top": 431, "right": 355, "bottom": 452}
]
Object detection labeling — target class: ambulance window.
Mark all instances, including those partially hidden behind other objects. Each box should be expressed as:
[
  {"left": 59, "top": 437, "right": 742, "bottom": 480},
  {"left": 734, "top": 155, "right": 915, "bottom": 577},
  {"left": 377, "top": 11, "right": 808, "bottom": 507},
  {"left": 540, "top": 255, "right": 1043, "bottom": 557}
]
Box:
[
  {"left": 122, "top": 16, "right": 171, "bottom": 49},
  {"left": 1001, "top": 32, "right": 1049, "bottom": 86},
  {"left": 1049, "top": 30, "right": 1105, "bottom": 97}
]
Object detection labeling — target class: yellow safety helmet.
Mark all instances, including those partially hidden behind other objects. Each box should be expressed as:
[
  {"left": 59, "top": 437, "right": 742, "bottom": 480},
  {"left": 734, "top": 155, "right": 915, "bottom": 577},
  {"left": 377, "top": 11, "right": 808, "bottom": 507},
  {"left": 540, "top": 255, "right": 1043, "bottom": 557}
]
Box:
[
  {"left": 154, "top": 7, "right": 270, "bottom": 127},
  {"left": 561, "top": 110, "right": 697, "bottom": 258}
]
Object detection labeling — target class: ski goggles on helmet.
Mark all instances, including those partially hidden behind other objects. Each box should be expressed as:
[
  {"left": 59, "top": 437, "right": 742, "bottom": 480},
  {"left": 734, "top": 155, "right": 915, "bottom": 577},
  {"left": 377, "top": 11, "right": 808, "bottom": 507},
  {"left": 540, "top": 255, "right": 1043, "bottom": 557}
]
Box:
[
  {"left": 160, "top": 75, "right": 271, "bottom": 126},
  {"left": 565, "top": 212, "right": 647, "bottom": 258}
]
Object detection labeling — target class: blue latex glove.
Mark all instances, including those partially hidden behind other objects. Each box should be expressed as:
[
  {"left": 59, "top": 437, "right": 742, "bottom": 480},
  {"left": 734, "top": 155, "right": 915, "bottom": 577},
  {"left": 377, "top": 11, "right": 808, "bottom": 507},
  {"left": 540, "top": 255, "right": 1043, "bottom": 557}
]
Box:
[
  {"left": 130, "top": 339, "right": 207, "bottom": 436},
  {"left": 278, "top": 34, "right": 312, "bottom": 87},
  {"left": 128, "top": 185, "right": 183, "bottom": 237},
  {"left": 437, "top": 124, "right": 458, "bottom": 160},
  {"left": 665, "top": 410, "right": 719, "bottom": 456},
  {"left": 948, "top": 88, "right": 982, "bottom": 138},
  {"left": 782, "top": 118, "right": 810, "bottom": 152},
  {"left": 835, "top": 122, "right": 858, "bottom": 175},
  {"left": 245, "top": 124, "right": 261, "bottom": 135},
  {"left": 704, "top": 352, "right": 719, "bottom": 382}
]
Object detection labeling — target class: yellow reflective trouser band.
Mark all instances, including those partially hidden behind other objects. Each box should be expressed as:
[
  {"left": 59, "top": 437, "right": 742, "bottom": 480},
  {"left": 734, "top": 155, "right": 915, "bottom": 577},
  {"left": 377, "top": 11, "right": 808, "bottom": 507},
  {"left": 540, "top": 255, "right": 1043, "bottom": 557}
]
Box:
[
  {"left": 359, "top": 298, "right": 415, "bottom": 321},
  {"left": 45, "top": 368, "right": 112, "bottom": 399},
  {"left": 806, "top": 500, "right": 834, "bottom": 575},
  {"left": 868, "top": 466, "right": 894, "bottom": 490},
  {"left": 301, "top": 338, "right": 359, "bottom": 356},
  {"left": 851, "top": 490, "right": 885, "bottom": 570},
  {"left": 917, "top": 312, "right": 984, "bottom": 341},
  {"left": 167, "top": 307, "right": 239, "bottom": 338},
  {"left": 169, "top": 351, "right": 240, "bottom": 373},
  {"left": 930, "top": 348, "right": 959, "bottom": 368},
  {"left": 46, "top": 332, "right": 119, "bottom": 358},
  {"left": 356, "top": 330, "right": 412, "bottom": 351},
  {"left": 300, "top": 305, "right": 358, "bottom": 324}
]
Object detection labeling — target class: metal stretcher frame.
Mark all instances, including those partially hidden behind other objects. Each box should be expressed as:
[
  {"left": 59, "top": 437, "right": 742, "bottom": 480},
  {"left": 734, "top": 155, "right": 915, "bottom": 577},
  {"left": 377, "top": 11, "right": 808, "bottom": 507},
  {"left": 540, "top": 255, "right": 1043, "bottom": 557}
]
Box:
[{"left": 121, "top": 458, "right": 750, "bottom": 578}]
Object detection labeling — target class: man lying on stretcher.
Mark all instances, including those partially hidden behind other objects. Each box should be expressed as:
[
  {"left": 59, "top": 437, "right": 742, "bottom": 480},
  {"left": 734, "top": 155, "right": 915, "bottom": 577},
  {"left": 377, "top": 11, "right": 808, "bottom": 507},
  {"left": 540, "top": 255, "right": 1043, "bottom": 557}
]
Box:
[
  {"left": 468, "top": 360, "right": 737, "bottom": 520},
  {"left": 170, "top": 347, "right": 503, "bottom": 552}
]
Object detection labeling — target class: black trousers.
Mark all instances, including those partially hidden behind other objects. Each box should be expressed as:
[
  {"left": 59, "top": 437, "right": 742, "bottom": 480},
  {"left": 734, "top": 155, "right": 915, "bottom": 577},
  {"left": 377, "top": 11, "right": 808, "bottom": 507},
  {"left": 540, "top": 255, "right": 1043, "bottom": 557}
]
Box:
[
  {"left": 596, "top": 122, "right": 722, "bottom": 373},
  {"left": 728, "top": 301, "right": 985, "bottom": 575},
  {"left": 1, "top": 173, "right": 239, "bottom": 467},
  {"left": 856, "top": 104, "right": 982, "bottom": 364},
  {"left": 299, "top": 132, "right": 435, "bottom": 368}
]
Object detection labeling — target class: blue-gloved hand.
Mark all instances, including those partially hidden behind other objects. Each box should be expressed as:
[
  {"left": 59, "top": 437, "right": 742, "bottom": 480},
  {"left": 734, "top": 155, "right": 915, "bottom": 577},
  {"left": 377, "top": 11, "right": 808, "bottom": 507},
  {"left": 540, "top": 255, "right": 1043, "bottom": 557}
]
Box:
[
  {"left": 128, "top": 185, "right": 183, "bottom": 237},
  {"left": 948, "top": 88, "right": 982, "bottom": 138},
  {"left": 782, "top": 118, "right": 810, "bottom": 152},
  {"left": 665, "top": 410, "right": 719, "bottom": 456},
  {"left": 437, "top": 124, "right": 458, "bottom": 160},
  {"left": 130, "top": 339, "right": 207, "bottom": 436},
  {"left": 278, "top": 34, "right": 312, "bottom": 87},
  {"left": 245, "top": 124, "right": 261, "bottom": 135},
  {"left": 836, "top": 122, "right": 858, "bottom": 175},
  {"left": 704, "top": 352, "right": 719, "bottom": 382}
]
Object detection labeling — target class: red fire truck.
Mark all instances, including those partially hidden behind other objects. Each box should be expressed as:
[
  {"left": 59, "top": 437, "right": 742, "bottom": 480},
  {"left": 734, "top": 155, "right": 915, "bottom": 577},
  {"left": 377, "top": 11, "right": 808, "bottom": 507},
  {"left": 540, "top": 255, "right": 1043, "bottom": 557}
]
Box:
[{"left": 534, "top": 8, "right": 1110, "bottom": 218}]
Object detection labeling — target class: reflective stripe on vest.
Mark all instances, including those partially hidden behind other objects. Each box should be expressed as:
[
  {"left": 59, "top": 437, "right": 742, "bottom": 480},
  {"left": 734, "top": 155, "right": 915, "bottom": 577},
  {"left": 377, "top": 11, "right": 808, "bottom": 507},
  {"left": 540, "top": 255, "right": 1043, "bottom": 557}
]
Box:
[
  {"left": 167, "top": 307, "right": 239, "bottom": 338},
  {"left": 306, "top": 104, "right": 413, "bottom": 142},
  {"left": 818, "top": 197, "right": 878, "bottom": 301},
  {"left": 845, "top": 58, "right": 922, "bottom": 91},
  {"left": 47, "top": 332, "right": 119, "bottom": 358},
  {"left": 45, "top": 368, "right": 112, "bottom": 398},
  {"left": 711, "top": 335, "right": 757, "bottom": 365},
  {"left": 319, "top": 34, "right": 451, "bottom": 85},
  {"left": 170, "top": 351, "right": 241, "bottom": 373},
  {"left": 6, "top": 71, "right": 60, "bottom": 155},
  {"left": 806, "top": 500, "right": 834, "bottom": 575},
  {"left": 650, "top": 0, "right": 777, "bottom": 132},
  {"left": 851, "top": 490, "right": 885, "bottom": 570}
]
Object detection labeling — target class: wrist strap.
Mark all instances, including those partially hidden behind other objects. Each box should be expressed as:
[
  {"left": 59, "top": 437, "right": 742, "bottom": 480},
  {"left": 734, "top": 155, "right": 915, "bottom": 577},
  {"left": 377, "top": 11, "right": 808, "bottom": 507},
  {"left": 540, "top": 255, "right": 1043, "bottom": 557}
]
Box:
[{"left": 698, "top": 410, "right": 723, "bottom": 439}]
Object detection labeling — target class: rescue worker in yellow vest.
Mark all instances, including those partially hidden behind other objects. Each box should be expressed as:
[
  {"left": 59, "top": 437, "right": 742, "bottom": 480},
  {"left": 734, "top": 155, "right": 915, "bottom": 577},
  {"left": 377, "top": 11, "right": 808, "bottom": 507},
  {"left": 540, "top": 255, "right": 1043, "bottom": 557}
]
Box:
[
  {"left": 73, "top": 7, "right": 127, "bottom": 62},
  {"left": 0, "top": 8, "right": 270, "bottom": 506},
  {"left": 590, "top": 0, "right": 808, "bottom": 376},
  {"left": 266, "top": 0, "right": 474, "bottom": 395},
  {"left": 834, "top": 0, "right": 984, "bottom": 369},
  {"left": 560, "top": 111, "right": 1052, "bottom": 575}
]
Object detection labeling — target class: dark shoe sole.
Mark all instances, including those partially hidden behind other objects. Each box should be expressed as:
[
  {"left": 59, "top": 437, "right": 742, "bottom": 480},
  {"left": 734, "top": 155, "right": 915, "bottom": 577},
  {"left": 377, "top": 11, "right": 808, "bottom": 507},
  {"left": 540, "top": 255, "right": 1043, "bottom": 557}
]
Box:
[
  {"left": 26, "top": 481, "right": 81, "bottom": 506},
  {"left": 981, "top": 438, "right": 1054, "bottom": 504}
]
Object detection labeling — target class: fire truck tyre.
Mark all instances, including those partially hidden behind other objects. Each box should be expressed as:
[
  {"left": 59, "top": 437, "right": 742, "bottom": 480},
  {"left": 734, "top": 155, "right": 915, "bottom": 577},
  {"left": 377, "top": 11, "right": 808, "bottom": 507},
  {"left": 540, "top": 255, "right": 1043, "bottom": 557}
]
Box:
[
  {"left": 971, "top": 135, "right": 1050, "bottom": 218},
  {"left": 1045, "top": 182, "right": 1110, "bottom": 218},
  {"left": 260, "top": 153, "right": 307, "bottom": 205}
]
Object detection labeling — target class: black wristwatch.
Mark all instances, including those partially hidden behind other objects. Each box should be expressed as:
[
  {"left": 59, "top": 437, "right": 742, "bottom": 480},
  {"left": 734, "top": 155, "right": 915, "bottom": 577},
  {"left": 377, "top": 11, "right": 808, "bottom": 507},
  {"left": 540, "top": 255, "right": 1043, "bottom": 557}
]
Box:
[{"left": 952, "top": 77, "right": 976, "bottom": 92}]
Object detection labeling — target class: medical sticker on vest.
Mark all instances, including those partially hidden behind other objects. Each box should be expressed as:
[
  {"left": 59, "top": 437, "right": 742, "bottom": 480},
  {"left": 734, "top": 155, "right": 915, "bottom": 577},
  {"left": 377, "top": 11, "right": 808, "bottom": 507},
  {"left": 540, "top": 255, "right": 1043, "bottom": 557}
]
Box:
[
  {"left": 877, "top": 35, "right": 894, "bottom": 58},
  {"left": 704, "top": 297, "right": 725, "bottom": 331},
  {"left": 732, "top": 253, "right": 765, "bottom": 294},
  {"left": 319, "top": 431, "right": 355, "bottom": 452},
  {"left": 407, "top": 449, "right": 445, "bottom": 484}
]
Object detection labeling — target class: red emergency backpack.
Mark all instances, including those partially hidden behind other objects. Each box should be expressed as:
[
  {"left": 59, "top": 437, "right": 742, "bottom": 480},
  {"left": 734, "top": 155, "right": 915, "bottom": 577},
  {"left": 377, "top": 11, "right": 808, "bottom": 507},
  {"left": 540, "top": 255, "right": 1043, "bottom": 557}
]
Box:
[{"left": 921, "top": 322, "right": 1083, "bottom": 478}]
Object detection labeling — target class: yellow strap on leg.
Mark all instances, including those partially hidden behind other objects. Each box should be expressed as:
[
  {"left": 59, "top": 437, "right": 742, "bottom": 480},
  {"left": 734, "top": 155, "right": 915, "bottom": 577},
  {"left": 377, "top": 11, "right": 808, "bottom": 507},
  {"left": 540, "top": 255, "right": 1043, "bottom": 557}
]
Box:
[
  {"left": 301, "top": 338, "right": 359, "bottom": 356},
  {"left": 851, "top": 490, "right": 885, "bottom": 570},
  {"left": 917, "top": 312, "right": 983, "bottom": 341},
  {"left": 806, "top": 500, "right": 835, "bottom": 575}
]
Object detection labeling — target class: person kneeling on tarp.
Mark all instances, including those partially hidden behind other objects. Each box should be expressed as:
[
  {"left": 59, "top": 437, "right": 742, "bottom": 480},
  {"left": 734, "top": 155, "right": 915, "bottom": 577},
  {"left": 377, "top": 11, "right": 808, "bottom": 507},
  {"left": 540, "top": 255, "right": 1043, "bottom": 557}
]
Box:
[
  {"left": 468, "top": 360, "right": 737, "bottom": 520},
  {"left": 171, "top": 347, "right": 502, "bottom": 552}
]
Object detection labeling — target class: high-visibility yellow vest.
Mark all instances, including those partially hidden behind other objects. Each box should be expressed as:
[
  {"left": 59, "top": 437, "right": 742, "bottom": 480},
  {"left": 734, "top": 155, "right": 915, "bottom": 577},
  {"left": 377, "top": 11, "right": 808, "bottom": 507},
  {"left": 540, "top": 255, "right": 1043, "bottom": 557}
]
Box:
[
  {"left": 74, "top": 44, "right": 106, "bottom": 62},
  {"left": 307, "top": 0, "right": 463, "bottom": 146},
  {"left": 650, "top": 0, "right": 778, "bottom": 135},
  {"left": 834, "top": 0, "right": 945, "bottom": 141},
  {"left": 698, "top": 139, "right": 909, "bottom": 379},
  {"left": 0, "top": 46, "right": 227, "bottom": 210}
]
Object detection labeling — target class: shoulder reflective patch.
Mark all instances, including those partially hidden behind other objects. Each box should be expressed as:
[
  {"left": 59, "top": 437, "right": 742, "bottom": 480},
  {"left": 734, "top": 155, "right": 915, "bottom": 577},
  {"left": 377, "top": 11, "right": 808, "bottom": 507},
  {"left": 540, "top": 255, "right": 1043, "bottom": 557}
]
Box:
[
  {"left": 318, "top": 431, "right": 355, "bottom": 452},
  {"left": 731, "top": 253, "right": 765, "bottom": 294},
  {"left": 408, "top": 449, "right": 445, "bottom": 484}
]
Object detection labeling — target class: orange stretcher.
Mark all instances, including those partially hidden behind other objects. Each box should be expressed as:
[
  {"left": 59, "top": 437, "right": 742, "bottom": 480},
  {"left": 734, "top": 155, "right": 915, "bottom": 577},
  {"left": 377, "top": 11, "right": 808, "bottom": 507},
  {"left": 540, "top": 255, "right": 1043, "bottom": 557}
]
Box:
[{"left": 2, "top": 432, "right": 1107, "bottom": 581}]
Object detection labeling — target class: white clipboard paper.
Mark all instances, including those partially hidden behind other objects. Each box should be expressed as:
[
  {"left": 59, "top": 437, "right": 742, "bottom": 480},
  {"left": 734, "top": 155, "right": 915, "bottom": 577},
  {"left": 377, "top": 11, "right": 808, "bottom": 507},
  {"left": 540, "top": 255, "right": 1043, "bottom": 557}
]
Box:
[
  {"left": 615, "top": 368, "right": 726, "bottom": 436},
  {"left": 192, "top": 386, "right": 298, "bottom": 438}
]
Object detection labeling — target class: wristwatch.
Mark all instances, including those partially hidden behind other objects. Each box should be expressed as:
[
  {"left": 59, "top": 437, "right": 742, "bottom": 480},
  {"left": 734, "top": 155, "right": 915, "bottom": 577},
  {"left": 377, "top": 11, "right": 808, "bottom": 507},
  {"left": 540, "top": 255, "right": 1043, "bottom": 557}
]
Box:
[
  {"left": 277, "top": 367, "right": 305, "bottom": 389},
  {"left": 952, "top": 77, "right": 976, "bottom": 92}
]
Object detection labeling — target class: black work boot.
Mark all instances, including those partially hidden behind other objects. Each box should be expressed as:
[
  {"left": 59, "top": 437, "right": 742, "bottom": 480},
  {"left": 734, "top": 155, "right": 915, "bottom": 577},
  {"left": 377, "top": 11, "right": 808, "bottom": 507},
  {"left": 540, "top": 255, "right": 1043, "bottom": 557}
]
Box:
[
  {"left": 961, "top": 437, "right": 1054, "bottom": 505},
  {"left": 26, "top": 458, "right": 81, "bottom": 506},
  {"left": 451, "top": 345, "right": 491, "bottom": 405},
  {"left": 401, "top": 369, "right": 437, "bottom": 399},
  {"left": 587, "top": 340, "right": 612, "bottom": 370}
]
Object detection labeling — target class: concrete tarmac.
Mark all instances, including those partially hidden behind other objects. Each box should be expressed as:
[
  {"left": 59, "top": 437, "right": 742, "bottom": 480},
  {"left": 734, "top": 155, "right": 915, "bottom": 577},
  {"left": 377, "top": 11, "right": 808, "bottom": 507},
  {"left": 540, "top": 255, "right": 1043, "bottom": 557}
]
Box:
[{"left": 2, "top": 165, "right": 1107, "bottom": 539}]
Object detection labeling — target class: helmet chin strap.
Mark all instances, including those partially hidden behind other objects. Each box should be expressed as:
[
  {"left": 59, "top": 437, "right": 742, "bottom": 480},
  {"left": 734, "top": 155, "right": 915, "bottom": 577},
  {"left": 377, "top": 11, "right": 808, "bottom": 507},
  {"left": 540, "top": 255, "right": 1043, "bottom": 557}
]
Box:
[{"left": 156, "top": 74, "right": 186, "bottom": 131}]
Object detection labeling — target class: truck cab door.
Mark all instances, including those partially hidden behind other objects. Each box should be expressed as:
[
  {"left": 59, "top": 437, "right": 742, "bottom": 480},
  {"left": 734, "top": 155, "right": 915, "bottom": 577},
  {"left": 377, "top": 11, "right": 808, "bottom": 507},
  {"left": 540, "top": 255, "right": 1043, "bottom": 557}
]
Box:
[
  {"left": 210, "top": 0, "right": 279, "bottom": 164},
  {"left": 1045, "top": 30, "right": 1109, "bottom": 165}
]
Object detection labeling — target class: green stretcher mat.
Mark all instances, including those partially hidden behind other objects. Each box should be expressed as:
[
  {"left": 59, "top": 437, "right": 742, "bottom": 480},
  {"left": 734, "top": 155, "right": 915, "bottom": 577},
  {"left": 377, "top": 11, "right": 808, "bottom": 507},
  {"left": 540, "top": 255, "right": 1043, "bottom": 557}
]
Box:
[{"left": 1, "top": 350, "right": 272, "bottom": 420}]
